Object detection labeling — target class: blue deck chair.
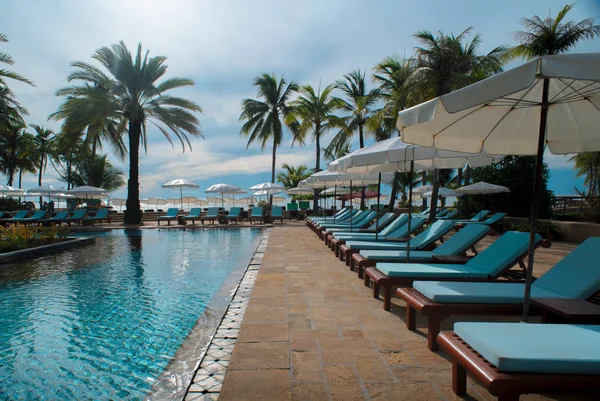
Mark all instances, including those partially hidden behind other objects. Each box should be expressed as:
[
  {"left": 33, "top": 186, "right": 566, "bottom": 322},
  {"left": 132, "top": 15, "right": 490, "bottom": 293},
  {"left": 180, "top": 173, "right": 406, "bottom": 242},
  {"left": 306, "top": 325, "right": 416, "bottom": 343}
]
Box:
[
  {"left": 452, "top": 210, "right": 491, "bottom": 223},
  {"left": 182, "top": 208, "right": 203, "bottom": 225},
  {"left": 0, "top": 212, "right": 4, "bottom": 219},
  {"left": 436, "top": 209, "right": 449, "bottom": 218},
  {"left": 157, "top": 208, "right": 179, "bottom": 226},
  {"left": 64, "top": 209, "right": 87, "bottom": 226},
  {"left": 82, "top": 208, "right": 110, "bottom": 225},
  {"left": 271, "top": 206, "right": 283, "bottom": 224},
  {"left": 43, "top": 211, "right": 70, "bottom": 225},
  {"left": 461, "top": 212, "right": 507, "bottom": 227},
  {"left": 315, "top": 209, "right": 365, "bottom": 227},
  {"left": 309, "top": 207, "right": 349, "bottom": 222},
  {"left": 326, "top": 212, "right": 395, "bottom": 234},
  {"left": 438, "top": 210, "right": 459, "bottom": 220},
  {"left": 365, "top": 231, "right": 543, "bottom": 310},
  {"left": 317, "top": 210, "right": 376, "bottom": 230},
  {"left": 250, "top": 207, "right": 263, "bottom": 224},
  {"left": 16, "top": 210, "right": 47, "bottom": 225},
  {"left": 0, "top": 210, "right": 29, "bottom": 223},
  {"left": 226, "top": 207, "right": 242, "bottom": 224},
  {"left": 331, "top": 214, "right": 414, "bottom": 241},
  {"left": 201, "top": 207, "right": 219, "bottom": 225}
]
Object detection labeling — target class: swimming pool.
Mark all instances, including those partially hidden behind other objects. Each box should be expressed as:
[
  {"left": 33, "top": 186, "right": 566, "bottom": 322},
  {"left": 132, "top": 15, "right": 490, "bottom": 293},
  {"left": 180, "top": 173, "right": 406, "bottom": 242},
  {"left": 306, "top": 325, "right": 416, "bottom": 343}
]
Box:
[{"left": 0, "top": 228, "right": 261, "bottom": 400}]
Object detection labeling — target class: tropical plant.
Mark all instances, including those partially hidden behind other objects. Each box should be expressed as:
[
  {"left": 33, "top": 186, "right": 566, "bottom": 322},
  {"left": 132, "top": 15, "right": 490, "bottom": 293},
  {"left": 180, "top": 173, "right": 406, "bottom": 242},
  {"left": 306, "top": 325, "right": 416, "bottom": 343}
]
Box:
[
  {"left": 0, "top": 33, "right": 33, "bottom": 87},
  {"left": 0, "top": 121, "right": 36, "bottom": 186},
  {"left": 275, "top": 163, "right": 311, "bottom": 189},
  {"left": 509, "top": 3, "right": 600, "bottom": 60},
  {"left": 53, "top": 41, "right": 202, "bottom": 224},
  {"left": 15, "top": 133, "right": 37, "bottom": 188},
  {"left": 570, "top": 152, "right": 600, "bottom": 197},
  {"left": 70, "top": 153, "right": 125, "bottom": 191},
  {"left": 29, "top": 124, "right": 56, "bottom": 187},
  {"left": 412, "top": 27, "right": 508, "bottom": 220},
  {"left": 240, "top": 73, "right": 298, "bottom": 191},
  {"left": 323, "top": 143, "right": 351, "bottom": 162},
  {"left": 52, "top": 131, "right": 84, "bottom": 190}
]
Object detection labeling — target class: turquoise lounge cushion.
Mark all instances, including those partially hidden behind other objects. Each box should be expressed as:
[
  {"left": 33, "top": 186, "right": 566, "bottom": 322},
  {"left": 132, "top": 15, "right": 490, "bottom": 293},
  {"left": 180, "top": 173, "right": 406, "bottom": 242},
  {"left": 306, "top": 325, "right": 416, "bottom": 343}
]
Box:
[
  {"left": 413, "top": 281, "right": 565, "bottom": 304},
  {"left": 376, "top": 263, "right": 487, "bottom": 278},
  {"left": 464, "top": 231, "right": 540, "bottom": 277},
  {"left": 454, "top": 322, "right": 600, "bottom": 374},
  {"left": 360, "top": 250, "right": 435, "bottom": 261},
  {"left": 346, "top": 241, "right": 417, "bottom": 250},
  {"left": 532, "top": 237, "right": 600, "bottom": 299},
  {"left": 434, "top": 225, "right": 490, "bottom": 255}
]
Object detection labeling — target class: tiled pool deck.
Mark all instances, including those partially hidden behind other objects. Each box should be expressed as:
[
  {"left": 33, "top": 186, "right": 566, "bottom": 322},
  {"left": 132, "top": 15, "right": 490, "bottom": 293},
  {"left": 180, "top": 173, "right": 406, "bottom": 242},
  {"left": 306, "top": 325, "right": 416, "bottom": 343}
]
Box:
[{"left": 202, "top": 224, "right": 597, "bottom": 401}]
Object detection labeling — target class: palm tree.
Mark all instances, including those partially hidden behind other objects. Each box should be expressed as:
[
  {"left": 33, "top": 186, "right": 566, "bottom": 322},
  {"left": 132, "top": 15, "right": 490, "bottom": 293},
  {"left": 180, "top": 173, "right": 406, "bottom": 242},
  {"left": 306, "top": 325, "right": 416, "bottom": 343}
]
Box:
[
  {"left": 276, "top": 163, "right": 311, "bottom": 189},
  {"left": 30, "top": 124, "right": 55, "bottom": 187},
  {"left": 54, "top": 41, "right": 202, "bottom": 224},
  {"left": 0, "top": 33, "right": 34, "bottom": 86},
  {"left": 52, "top": 132, "right": 85, "bottom": 190},
  {"left": 413, "top": 28, "right": 508, "bottom": 220},
  {"left": 570, "top": 152, "right": 600, "bottom": 197},
  {"left": 0, "top": 121, "right": 35, "bottom": 186},
  {"left": 509, "top": 4, "right": 600, "bottom": 60},
  {"left": 71, "top": 153, "right": 126, "bottom": 191},
  {"left": 286, "top": 84, "right": 342, "bottom": 211},
  {"left": 329, "top": 69, "right": 381, "bottom": 208},
  {"left": 15, "top": 134, "right": 37, "bottom": 189},
  {"left": 240, "top": 73, "right": 298, "bottom": 201}
]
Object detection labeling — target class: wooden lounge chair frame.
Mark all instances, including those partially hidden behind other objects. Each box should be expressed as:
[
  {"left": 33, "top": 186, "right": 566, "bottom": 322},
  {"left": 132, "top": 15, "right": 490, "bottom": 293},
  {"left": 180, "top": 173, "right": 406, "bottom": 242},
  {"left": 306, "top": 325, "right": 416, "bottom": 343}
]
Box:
[
  {"left": 157, "top": 209, "right": 179, "bottom": 226},
  {"left": 82, "top": 209, "right": 111, "bottom": 226},
  {"left": 200, "top": 208, "right": 219, "bottom": 225},
  {"left": 323, "top": 213, "right": 394, "bottom": 244},
  {"left": 438, "top": 331, "right": 600, "bottom": 401},
  {"left": 250, "top": 208, "right": 263, "bottom": 225},
  {"left": 182, "top": 208, "right": 203, "bottom": 225},
  {"left": 363, "top": 239, "right": 549, "bottom": 312},
  {"left": 270, "top": 207, "right": 284, "bottom": 224}
]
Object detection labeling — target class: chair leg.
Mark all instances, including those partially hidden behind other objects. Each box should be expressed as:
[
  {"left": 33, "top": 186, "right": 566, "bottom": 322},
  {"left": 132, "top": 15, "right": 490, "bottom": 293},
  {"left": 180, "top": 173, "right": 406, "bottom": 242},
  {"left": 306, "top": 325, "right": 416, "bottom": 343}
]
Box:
[
  {"left": 428, "top": 317, "right": 441, "bottom": 351},
  {"left": 383, "top": 285, "right": 392, "bottom": 311},
  {"left": 452, "top": 360, "right": 467, "bottom": 395},
  {"left": 406, "top": 305, "right": 416, "bottom": 330}
]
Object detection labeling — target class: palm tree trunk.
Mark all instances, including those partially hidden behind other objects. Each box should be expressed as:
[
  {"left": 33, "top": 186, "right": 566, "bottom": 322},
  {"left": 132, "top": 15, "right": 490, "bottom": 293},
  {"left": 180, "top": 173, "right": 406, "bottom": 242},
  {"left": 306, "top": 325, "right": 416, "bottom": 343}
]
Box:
[
  {"left": 428, "top": 169, "right": 439, "bottom": 222},
  {"left": 124, "top": 120, "right": 142, "bottom": 225},
  {"left": 388, "top": 172, "right": 400, "bottom": 210},
  {"left": 358, "top": 125, "right": 366, "bottom": 209},
  {"left": 313, "top": 129, "right": 320, "bottom": 213},
  {"left": 270, "top": 140, "right": 277, "bottom": 205}
]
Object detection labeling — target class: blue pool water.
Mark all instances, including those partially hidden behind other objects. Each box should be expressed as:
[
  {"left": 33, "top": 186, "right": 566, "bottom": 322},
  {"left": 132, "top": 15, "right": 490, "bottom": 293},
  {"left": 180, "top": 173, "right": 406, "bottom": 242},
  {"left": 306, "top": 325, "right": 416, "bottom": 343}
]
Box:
[{"left": 0, "top": 228, "right": 261, "bottom": 400}]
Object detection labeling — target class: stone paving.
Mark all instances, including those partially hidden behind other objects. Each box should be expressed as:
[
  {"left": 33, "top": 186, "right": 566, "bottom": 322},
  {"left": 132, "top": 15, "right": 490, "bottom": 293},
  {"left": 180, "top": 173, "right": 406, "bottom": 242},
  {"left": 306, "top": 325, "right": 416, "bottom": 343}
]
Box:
[{"left": 217, "top": 225, "right": 597, "bottom": 401}]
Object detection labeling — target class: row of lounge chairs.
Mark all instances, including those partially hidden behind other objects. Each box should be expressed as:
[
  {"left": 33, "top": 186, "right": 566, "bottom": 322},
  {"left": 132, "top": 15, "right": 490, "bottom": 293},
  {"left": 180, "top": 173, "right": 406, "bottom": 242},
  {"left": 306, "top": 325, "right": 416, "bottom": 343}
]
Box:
[
  {"left": 157, "top": 206, "right": 285, "bottom": 226},
  {"left": 308, "top": 207, "right": 600, "bottom": 399},
  {"left": 0, "top": 208, "right": 110, "bottom": 226}
]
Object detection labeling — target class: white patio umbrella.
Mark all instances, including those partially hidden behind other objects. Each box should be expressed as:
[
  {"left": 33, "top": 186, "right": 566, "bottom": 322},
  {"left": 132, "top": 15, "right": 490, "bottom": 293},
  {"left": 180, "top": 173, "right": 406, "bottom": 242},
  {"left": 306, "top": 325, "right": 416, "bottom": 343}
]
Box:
[
  {"left": 456, "top": 181, "right": 510, "bottom": 195},
  {"left": 205, "top": 183, "right": 243, "bottom": 208},
  {"left": 286, "top": 186, "right": 314, "bottom": 195},
  {"left": 396, "top": 53, "right": 600, "bottom": 320},
  {"left": 162, "top": 178, "right": 200, "bottom": 209},
  {"left": 0, "top": 185, "right": 25, "bottom": 196},
  {"left": 321, "top": 187, "right": 351, "bottom": 195},
  {"left": 271, "top": 196, "right": 286, "bottom": 204},
  {"left": 28, "top": 184, "right": 67, "bottom": 206},
  {"left": 146, "top": 197, "right": 168, "bottom": 210},
  {"left": 180, "top": 196, "right": 200, "bottom": 211},
  {"left": 68, "top": 185, "right": 109, "bottom": 199},
  {"left": 110, "top": 198, "right": 127, "bottom": 211},
  {"left": 237, "top": 196, "right": 257, "bottom": 205},
  {"left": 421, "top": 188, "right": 459, "bottom": 198},
  {"left": 249, "top": 182, "right": 285, "bottom": 194}
]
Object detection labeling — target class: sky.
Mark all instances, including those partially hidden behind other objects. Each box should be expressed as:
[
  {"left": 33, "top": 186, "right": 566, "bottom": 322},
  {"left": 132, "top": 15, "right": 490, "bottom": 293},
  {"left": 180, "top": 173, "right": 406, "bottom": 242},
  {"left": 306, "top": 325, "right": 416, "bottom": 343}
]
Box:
[{"left": 2, "top": 0, "right": 600, "bottom": 200}]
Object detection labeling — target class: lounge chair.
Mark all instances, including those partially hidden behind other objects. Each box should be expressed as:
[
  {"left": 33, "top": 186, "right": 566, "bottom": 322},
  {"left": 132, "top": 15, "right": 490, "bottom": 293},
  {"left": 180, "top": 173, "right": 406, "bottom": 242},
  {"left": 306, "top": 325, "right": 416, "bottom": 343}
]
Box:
[
  {"left": 64, "top": 209, "right": 87, "bottom": 226},
  {"left": 43, "top": 211, "right": 70, "bottom": 225},
  {"left": 308, "top": 208, "right": 355, "bottom": 227},
  {"left": 339, "top": 218, "right": 451, "bottom": 264},
  {"left": 270, "top": 206, "right": 283, "bottom": 224},
  {"left": 351, "top": 224, "right": 491, "bottom": 278},
  {"left": 299, "top": 201, "right": 310, "bottom": 210},
  {"left": 435, "top": 209, "right": 449, "bottom": 218},
  {"left": 288, "top": 203, "right": 300, "bottom": 220},
  {"left": 200, "top": 207, "right": 219, "bottom": 225},
  {"left": 182, "top": 208, "right": 202, "bottom": 225},
  {"left": 0, "top": 212, "right": 4, "bottom": 219},
  {"left": 321, "top": 212, "right": 394, "bottom": 241},
  {"left": 364, "top": 231, "right": 544, "bottom": 311},
  {"left": 437, "top": 210, "right": 459, "bottom": 220},
  {"left": 397, "top": 237, "right": 599, "bottom": 350},
  {"left": 316, "top": 210, "right": 372, "bottom": 230},
  {"left": 157, "top": 207, "right": 179, "bottom": 226},
  {"left": 418, "top": 208, "right": 430, "bottom": 216},
  {"left": 452, "top": 209, "right": 491, "bottom": 223},
  {"left": 250, "top": 207, "right": 263, "bottom": 224},
  {"left": 82, "top": 208, "right": 110, "bottom": 225},
  {"left": 226, "top": 207, "right": 242, "bottom": 224},
  {"left": 0, "top": 210, "right": 29, "bottom": 223},
  {"left": 16, "top": 210, "right": 47, "bottom": 225},
  {"left": 439, "top": 323, "right": 600, "bottom": 400},
  {"left": 329, "top": 215, "right": 422, "bottom": 256},
  {"left": 458, "top": 212, "right": 507, "bottom": 228}
]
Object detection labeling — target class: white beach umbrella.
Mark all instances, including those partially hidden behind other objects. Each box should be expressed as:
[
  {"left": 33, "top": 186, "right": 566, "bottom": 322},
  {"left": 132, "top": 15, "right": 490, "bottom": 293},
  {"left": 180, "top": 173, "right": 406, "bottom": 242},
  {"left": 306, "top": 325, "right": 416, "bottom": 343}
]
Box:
[
  {"left": 249, "top": 182, "right": 285, "bottom": 194},
  {"left": 28, "top": 184, "right": 65, "bottom": 194},
  {"left": 421, "top": 188, "right": 459, "bottom": 198},
  {"left": 321, "top": 187, "right": 351, "bottom": 195},
  {"left": 146, "top": 197, "right": 168, "bottom": 210},
  {"left": 456, "top": 181, "right": 510, "bottom": 195},
  {"left": 271, "top": 196, "right": 286, "bottom": 204},
  {"left": 205, "top": 183, "right": 243, "bottom": 208},
  {"left": 396, "top": 53, "right": 600, "bottom": 320},
  {"left": 286, "top": 187, "right": 314, "bottom": 195},
  {"left": 412, "top": 185, "right": 433, "bottom": 194},
  {"left": 110, "top": 198, "right": 127, "bottom": 210},
  {"left": 237, "top": 196, "right": 257, "bottom": 205},
  {"left": 162, "top": 178, "right": 200, "bottom": 209},
  {"left": 0, "top": 185, "right": 25, "bottom": 196},
  {"left": 68, "top": 185, "right": 109, "bottom": 199}
]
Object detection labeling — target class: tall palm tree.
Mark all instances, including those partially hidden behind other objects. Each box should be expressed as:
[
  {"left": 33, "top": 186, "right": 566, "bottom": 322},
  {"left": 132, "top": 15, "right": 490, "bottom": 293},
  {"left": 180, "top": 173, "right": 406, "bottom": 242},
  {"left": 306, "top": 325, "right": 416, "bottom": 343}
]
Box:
[
  {"left": 286, "top": 84, "right": 342, "bottom": 211},
  {"left": 413, "top": 28, "right": 508, "bottom": 220},
  {"left": 54, "top": 41, "right": 202, "bottom": 224},
  {"left": 52, "top": 132, "right": 85, "bottom": 190},
  {"left": 71, "top": 153, "right": 126, "bottom": 191},
  {"left": 15, "top": 133, "right": 37, "bottom": 188},
  {"left": 276, "top": 163, "right": 311, "bottom": 189},
  {"left": 329, "top": 69, "right": 381, "bottom": 208},
  {"left": 0, "top": 121, "right": 35, "bottom": 186},
  {"left": 240, "top": 73, "right": 298, "bottom": 198},
  {"left": 510, "top": 3, "right": 600, "bottom": 194},
  {"left": 30, "top": 124, "right": 55, "bottom": 187},
  {"left": 509, "top": 3, "right": 600, "bottom": 60},
  {"left": 0, "top": 33, "right": 34, "bottom": 86}
]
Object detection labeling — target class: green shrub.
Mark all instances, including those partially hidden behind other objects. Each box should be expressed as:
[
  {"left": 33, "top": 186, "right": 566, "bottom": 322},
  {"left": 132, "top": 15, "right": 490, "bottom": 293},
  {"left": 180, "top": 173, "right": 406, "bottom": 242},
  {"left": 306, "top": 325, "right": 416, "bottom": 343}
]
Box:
[{"left": 0, "top": 224, "right": 71, "bottom": 253}]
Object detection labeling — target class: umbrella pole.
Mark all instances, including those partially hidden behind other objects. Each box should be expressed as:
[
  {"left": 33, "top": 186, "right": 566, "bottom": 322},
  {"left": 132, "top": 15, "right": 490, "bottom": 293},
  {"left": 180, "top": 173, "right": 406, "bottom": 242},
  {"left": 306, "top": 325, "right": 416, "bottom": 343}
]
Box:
[
  {"left": 180, "top": 187, "right": 183, "bottom": 210},
  {"left": 406, "top": 161, "right": 414, "bottom": 262},
  {"left": 350, "top": 180, "right": 353, "bottom": 232},
  {"left": 375, "top": 173, "right": 381, "bottom": 241},
  {"left": 333, "top": 185, "right": 337, "bottom": 223},
  {"left": 522, "top": 77, "right": 550, "bottom": 322}
]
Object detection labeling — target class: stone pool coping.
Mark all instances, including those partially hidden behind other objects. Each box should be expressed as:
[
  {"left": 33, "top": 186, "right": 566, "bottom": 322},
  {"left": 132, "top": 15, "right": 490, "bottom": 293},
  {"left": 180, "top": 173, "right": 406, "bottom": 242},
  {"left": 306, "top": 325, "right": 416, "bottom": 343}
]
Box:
[
  {"left": 0, "top": 236, "right": 96, "bottom": 264},
  {"left": 146, "top": 228, "right": 271, "bottom": 401}
]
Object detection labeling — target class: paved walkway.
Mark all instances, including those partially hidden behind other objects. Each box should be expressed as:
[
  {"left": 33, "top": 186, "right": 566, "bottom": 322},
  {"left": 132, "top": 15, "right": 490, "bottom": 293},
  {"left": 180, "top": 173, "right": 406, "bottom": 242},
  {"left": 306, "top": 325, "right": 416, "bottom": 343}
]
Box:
[{"left": 218, "top": 225, "right": 595, "bottom": 401}]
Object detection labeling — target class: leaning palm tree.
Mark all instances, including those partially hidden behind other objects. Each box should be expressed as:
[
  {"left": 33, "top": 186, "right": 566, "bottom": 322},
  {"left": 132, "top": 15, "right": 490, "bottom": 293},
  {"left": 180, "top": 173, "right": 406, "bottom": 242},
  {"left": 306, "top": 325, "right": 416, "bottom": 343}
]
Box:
[
  {"left": 54, "top": 41, "right": 202, "bottom": 224},
  {"left": 286, "top": 84, "right": 343, "bottom": 211},
  {"left": 276, "top": 163, "right": 311, "bottom": 189},
  {"left": 0, "top": 33, "right": 34, "bottom": 86},
  {"left": 30, "top": 124, "right": 55, "bottom": 187},
  {"left": 240, "top": 73, "right": 298, "bottom": 200},
  {"left": 413, "top": 28, "right": 508, "bottom": 220}
]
